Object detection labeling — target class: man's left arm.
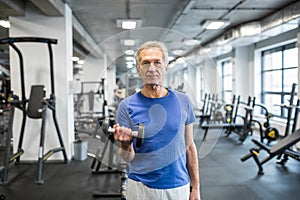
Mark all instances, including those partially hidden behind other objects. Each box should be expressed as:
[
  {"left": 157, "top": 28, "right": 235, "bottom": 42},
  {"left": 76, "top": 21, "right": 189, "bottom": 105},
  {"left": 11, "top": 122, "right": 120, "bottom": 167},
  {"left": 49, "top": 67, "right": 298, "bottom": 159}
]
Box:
[{"left": 185, "top": 123, "right": 201, "bottom": 200}]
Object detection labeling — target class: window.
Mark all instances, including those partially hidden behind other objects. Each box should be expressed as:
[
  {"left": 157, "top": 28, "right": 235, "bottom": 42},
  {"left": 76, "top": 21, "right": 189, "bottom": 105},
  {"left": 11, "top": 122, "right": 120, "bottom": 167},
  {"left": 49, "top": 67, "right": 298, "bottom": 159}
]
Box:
[
  {"left": 222, "top": 59, "right": 233, "bottom": 102},
  {"left": 261, "top": 42, "right": 298, "bottom": 118}
]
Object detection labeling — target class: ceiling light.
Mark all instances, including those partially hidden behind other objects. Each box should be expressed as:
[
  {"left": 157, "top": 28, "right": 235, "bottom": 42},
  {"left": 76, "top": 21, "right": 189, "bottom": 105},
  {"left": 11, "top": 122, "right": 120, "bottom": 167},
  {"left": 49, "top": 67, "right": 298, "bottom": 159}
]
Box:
[
  {"left": 202, "top": 20, "right": 230, "bottom": 30},
  {"left": 72, "top": 56, "right": 80, "bottom": 62},
  {"left": 122, "top": 21, "right": 136, "bottom": 29},
  {"left": 0, "top": 20, "right": 10, "bottom": 28},
  {"left": 77, "top": 60, "right": 84, "bottom": 65},
  {"left": 176, "top": 57, "right": 186, "bottom": 64},
  {"left": 123, "top": 40, "right": 135, "bottom": 46},
  {"left": 127, "top": 62, "right": 134, "bottom": 69},
  {"left": 116, "top": 19, "right": 142, "bottom": 30},
  {"left": 172, "top": 49, "right": 184, "bottom": 56},
  {"left": 125, "top": 50, "right": 135, "bottom": 55},
  {"left": 183, "top": 39, "right": 200, "bottom": 46},
  {"left": 125, "top": 56, "right": 134, "bottom": 61},
  {"left": 168, "top": 56, "right": 175, "bottom": 61}
]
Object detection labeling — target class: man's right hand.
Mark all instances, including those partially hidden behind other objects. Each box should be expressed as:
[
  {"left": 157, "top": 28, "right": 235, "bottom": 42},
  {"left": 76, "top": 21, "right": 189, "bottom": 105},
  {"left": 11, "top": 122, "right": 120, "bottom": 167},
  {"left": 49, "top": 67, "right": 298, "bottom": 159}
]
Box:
[{"left": 113, "top": 124, "right": 133, "bottom": 149}]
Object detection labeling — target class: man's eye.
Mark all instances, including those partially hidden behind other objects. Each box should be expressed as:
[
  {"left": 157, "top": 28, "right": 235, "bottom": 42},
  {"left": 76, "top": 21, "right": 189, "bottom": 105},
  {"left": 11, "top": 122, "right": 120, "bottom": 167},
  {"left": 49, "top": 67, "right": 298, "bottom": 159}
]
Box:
[{"left": 155, "top": 61, "right": 162, "bottom": 66}]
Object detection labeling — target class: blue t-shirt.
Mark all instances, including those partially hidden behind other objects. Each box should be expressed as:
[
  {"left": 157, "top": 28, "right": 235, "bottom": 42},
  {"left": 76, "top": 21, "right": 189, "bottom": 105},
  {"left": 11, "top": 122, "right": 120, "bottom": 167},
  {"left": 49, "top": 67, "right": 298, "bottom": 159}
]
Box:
[{"left": 117, "top": 89, "right": 196, "bottom": 189}]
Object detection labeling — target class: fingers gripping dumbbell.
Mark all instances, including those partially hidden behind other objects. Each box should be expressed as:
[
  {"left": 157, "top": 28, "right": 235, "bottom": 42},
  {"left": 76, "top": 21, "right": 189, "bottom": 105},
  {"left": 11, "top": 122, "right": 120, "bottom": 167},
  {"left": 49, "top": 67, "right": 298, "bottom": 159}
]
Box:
[{"left": 102, "top": 118, "right": 145, "bottom": 148}]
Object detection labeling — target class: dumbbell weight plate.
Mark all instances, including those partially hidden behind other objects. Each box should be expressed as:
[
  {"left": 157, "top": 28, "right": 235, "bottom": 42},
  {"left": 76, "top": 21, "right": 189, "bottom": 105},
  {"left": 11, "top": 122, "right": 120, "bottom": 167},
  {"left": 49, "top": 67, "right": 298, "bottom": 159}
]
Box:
[
  {"left": 265, "top": 127, "right": 279, "bottom": 141},
  {"left": 101, "top": 117, "right": 110, "bottom": 136},
  {"left": 135, "top": 124, "right": 144, "bottom": 148}
]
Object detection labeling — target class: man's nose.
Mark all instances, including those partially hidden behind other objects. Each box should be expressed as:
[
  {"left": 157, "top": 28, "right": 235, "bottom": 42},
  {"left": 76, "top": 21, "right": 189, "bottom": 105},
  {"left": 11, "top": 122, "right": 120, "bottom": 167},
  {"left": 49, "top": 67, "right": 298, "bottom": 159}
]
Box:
[{"left": 148, "top": 63, "right": 156, "bottom": 71}]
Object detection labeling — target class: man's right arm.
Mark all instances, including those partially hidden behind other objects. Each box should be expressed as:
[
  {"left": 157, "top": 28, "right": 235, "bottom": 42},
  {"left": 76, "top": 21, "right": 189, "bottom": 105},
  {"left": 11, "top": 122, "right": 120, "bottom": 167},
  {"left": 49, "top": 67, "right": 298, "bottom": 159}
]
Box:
[
  {"left": 119, "top": 141, "right": 135, "bottom": 163},
  {"left": 115, "top": 99, "right": 136, "bottom": 163}
]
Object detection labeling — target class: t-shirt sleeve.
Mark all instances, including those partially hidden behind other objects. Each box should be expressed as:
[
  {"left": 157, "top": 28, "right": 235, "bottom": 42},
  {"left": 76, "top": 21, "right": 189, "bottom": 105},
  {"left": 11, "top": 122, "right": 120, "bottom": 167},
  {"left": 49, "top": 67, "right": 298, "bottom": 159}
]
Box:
[
  {"left": 117, "top": 98, "right": 131, "bottom": 128},
  {"left": 185, "top": 95, "right": 196, "bottom": 125}
]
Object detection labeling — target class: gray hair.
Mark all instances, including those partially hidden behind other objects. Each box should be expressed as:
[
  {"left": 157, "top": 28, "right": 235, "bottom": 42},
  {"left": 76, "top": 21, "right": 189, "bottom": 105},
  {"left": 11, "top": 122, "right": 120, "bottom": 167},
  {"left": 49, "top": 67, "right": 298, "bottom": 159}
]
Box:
[{"left": 135, "top": 41, "right": 169, "bottom": 65}]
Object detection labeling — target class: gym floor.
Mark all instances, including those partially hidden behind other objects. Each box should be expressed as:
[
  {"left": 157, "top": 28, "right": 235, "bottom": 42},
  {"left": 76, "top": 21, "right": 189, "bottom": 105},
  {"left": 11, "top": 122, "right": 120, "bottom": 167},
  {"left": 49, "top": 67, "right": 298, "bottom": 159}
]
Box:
[{"left": 0, "top": 125, "right": 300, "bottom": 200}]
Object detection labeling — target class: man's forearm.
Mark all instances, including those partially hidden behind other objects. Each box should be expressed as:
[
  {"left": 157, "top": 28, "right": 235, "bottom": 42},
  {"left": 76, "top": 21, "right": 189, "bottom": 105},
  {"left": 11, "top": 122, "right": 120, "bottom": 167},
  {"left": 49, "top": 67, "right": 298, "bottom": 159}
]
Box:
[
  {"left": 119, "top": 142, "right": 135, "bottom": 163},
  {"left": 187, "top": 142, "right": 200, "bottom": 190}
]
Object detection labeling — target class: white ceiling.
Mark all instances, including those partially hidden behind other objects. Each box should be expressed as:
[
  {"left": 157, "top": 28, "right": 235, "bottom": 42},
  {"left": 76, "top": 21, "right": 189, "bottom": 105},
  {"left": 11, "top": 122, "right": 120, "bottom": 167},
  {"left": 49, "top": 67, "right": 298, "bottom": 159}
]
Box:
[{"left": 0, "top": 0, "right": 299, "bottom": 76}]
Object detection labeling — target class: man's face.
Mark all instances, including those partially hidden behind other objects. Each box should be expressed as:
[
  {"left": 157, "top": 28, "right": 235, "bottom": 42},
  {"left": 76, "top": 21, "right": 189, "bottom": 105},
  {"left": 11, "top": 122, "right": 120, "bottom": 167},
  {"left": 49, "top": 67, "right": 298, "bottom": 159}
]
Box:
[{"left": 136, "top": 47, "right": 168, "bottom": 86}]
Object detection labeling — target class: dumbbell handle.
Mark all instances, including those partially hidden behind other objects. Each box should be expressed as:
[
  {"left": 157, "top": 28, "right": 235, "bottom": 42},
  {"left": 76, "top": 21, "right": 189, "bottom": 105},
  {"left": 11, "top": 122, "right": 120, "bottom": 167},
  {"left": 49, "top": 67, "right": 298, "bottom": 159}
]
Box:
[{"left": 107, "top": 126, "right": 139, "bottom": 138}]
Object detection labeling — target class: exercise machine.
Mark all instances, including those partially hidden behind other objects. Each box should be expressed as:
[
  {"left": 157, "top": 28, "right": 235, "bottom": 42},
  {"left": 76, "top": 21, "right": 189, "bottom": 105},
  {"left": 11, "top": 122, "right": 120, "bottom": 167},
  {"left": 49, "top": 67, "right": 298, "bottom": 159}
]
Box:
[
  {"left": 197, "top": 93, "right": 208, "bottom": 115},
  {"left": 197, "top": 93, "right": 211, "bottom": 125},
  {"left": 223, "top": 95, "right": 240, "bottom": 124},
  {"left": 0, "top": 107, "right": 9, "bottom": 149},
  {"left": 0, "top": 66, "right": 10, "bottom": 148},
  {"left": 91, "top": 117, "right": 129, "bottom": 199},
  {"left": 198, "top": 94, "right": 225, "bottom": 125},
  {"left": 92, "top": 162, "right": 129, "bottom": 200},
  {"left": 90, "top": 117, "right": 119, "bottom": 174},
  {"left": 0, "top": 37, "right": 68, "bottom": 184},
  {"left": 74, "top": 80, "right": 105, "bottom": 118},
  {"left": 74, "top": 79, "right": 116, "bottom": 136},
  {"left": 241, "top": 128, "right": 300, "bottom": 174},
  {"left": 251, "top": 103, "right": 279, "bottom": 145},
  {"left": 201, "top": 96, "right": 255, "bottom": 143},
  {"left": 241, "top": 84, "right": 300, "bottom": 174},
  {"left": 210, "top": 95, "right": 225, "bottom": 123},
  {"left": 226, "top": 96, "right": 255, "bottom": 142},
  {"left": 274, "top": 83, "right": 298, "bottom": 137}
]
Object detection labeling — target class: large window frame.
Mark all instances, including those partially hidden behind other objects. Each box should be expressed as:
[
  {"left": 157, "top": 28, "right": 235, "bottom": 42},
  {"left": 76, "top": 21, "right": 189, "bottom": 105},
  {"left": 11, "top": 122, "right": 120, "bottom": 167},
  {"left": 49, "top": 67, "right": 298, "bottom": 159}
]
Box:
[
  {"left": 221, "top": 59, "right": 233, "bottom": 103},
  {"left": 261, "top": 42, "right": 298, "bottom": 118}
]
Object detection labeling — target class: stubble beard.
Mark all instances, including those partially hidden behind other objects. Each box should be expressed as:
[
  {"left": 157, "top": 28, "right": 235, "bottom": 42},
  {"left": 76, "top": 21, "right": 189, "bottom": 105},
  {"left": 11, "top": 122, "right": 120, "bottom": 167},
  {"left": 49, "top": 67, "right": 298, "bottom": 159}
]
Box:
[{"left": 143, "top": 81, "right": 163, "bottom": 92}]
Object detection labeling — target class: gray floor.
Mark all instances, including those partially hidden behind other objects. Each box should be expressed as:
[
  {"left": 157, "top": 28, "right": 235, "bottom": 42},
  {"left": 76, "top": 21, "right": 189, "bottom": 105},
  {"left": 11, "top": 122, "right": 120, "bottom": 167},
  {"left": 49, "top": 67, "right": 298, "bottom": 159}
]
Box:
[
  {"left": 198, "top": 129, "right": 300, "bottom": 200},
  {"left": 0, "top": 126, "right": 300, "bottom": 200}
]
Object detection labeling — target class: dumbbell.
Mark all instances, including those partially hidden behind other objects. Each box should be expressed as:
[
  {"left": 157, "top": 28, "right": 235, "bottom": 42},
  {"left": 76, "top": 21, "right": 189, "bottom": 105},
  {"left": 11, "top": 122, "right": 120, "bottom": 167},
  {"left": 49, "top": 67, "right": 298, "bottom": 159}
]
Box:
[{"left": 101, "top": 117, "right": 145, "bottom": 148}]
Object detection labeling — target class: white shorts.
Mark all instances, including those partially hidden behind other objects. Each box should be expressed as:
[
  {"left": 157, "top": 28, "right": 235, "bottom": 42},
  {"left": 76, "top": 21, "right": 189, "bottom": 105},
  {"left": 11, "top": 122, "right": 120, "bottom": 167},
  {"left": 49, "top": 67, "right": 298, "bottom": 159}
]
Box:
[{"left": 126, "top": 179, "right": 190, "bottom": 200}]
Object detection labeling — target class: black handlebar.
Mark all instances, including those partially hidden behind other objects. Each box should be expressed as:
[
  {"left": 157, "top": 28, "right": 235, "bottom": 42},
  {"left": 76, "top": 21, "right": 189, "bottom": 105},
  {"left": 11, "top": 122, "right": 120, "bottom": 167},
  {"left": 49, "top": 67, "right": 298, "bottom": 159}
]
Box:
[{"left": 0, "top": 37, "right": 57, "bottom": 45}]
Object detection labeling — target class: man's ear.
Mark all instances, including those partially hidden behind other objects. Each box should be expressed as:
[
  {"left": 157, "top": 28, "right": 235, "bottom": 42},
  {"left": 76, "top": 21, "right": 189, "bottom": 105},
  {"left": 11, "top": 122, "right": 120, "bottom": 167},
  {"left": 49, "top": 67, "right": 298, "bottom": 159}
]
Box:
[{"left": 165, "top": 64, "right": 169, "bottom": 72}]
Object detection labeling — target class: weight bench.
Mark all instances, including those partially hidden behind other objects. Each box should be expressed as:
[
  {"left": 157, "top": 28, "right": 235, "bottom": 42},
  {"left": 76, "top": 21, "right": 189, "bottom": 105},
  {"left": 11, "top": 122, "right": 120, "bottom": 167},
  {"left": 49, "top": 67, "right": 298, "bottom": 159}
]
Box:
[
  {"left": 201, "top": 123, "right": 245, "bottom": 140},
  {"left": 241, "top": 129, "right": 300, "bottom": 174}
]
